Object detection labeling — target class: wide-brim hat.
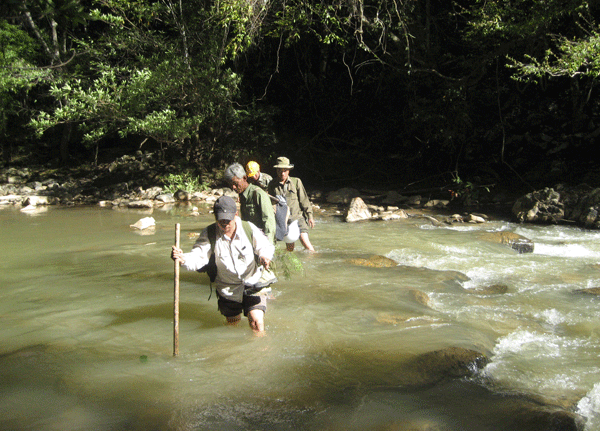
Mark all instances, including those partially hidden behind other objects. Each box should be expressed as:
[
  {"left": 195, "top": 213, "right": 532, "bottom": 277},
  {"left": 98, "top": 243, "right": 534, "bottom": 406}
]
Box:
[
  {"left": 273, "top": 157, "right": 294, "bottom": 169},
  {"left": 214, "top": 196, "right": 237, "bottom": 221}
]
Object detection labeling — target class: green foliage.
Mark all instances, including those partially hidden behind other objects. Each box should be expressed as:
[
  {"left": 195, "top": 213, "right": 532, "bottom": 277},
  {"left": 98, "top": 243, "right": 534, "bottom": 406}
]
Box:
[
  {"left": 461, "top": 0, "right": 585, "bottom": 43},
  {"left": 0, "top": 19, "right": 51, "bottom": 144},
  {"left": 509, "top": 31, "right": 600, "bottom": 80},
  {"left": 449, "top": 173, "right": 492, "bottom": 206},
  {"left": 22, "top": 0, "right": 247, "bottom": 164},
  {"left": 160, "top": 172, "right": 207, "bottom": 194},
  {"left": 215, "top": 0, "right": 270, "bottom": 56},
  {"left": 272, "top": 248, "right": 304, "bottom": 281}
]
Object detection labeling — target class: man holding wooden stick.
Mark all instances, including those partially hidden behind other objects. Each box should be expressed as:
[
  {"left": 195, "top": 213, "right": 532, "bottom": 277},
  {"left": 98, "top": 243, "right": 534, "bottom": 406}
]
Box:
[{"left": 171, "top": 196, "right": 275, "bottom": 334}]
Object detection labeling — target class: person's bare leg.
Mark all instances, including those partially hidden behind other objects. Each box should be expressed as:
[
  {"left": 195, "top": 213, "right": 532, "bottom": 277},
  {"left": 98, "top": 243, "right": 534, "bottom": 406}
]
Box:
[
  {"left": 248, "top": 309, "right": 265, "bottom": 334},
  {"left": 300, "top": 232, "right": 315, "bottom": 251},
  {"left": 226, "top": 314, "right": 241, "bottom": 326}
]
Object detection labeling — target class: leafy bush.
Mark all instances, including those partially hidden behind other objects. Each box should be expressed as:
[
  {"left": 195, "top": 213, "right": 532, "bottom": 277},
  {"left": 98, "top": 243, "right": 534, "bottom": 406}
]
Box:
[
  {"left": 161, "top": 172, "right": 207, "bottom": 194},
  {"left": 272, "top": 248, "right": 304, "bottom": 280}
]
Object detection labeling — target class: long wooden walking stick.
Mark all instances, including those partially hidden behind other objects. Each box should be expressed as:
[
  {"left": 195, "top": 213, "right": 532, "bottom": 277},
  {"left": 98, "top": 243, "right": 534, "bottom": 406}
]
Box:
[{"left": 173, "top": 223, "right": 181, "bottom": 357}]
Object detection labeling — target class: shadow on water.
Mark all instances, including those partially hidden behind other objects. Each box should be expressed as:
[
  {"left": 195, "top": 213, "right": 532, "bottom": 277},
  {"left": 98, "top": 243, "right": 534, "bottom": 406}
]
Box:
[
  {"left": 106, "top": 302, "right": 224, "bottom": 329},
  {"left": 0, "top": 341, "right": 582, "bottom": 431}
]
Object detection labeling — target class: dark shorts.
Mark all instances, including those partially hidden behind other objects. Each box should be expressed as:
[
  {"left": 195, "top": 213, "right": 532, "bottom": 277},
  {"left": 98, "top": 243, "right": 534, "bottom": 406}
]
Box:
[{"left": 217, "top": 290, "right": 267, "bottom": 317}]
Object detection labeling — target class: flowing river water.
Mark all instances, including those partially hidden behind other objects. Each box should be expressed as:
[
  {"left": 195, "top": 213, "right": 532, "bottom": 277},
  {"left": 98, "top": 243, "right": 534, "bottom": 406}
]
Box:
[{"left": 2, "top": 203, "right": 600, "bottom": 431}]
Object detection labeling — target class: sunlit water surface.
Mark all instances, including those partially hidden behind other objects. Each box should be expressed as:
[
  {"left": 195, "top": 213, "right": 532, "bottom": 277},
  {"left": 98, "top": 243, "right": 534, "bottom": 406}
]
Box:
[{"left": 1, "top": 204, "right": 600, "bottom": 430}]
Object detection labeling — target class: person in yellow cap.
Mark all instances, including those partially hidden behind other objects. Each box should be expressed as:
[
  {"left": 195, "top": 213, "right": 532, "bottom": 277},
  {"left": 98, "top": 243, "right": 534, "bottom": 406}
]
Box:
[{"left": 245, "top": 161, "right": 272, "bottom": 191}]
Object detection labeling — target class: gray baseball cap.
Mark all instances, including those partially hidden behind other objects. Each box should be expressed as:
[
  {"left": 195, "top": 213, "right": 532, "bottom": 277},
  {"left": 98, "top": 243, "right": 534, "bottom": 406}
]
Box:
[{"left": 213, "top": 196, "right": 237, "bottom": 221}]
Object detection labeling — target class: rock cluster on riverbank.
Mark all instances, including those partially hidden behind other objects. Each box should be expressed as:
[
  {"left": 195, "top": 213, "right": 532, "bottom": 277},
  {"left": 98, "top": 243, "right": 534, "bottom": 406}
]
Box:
[
  {"left": 0, "top": 154, "right": 485, "bottom": 219},
  {"left": 3, "top": 153, "right": 600, "bottom": 233},
  {"left": 512, "top": 184, "right": 600, "bottom": 229}
]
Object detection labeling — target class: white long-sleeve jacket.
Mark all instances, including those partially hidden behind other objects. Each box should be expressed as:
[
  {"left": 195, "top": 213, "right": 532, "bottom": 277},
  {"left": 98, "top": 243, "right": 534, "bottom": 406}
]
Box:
[{"left": 182, "top": 217, "right": 275, "bottom": 300}]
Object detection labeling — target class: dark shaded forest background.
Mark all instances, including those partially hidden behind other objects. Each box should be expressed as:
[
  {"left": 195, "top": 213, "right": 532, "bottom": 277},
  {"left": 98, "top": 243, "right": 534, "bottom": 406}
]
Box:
[{"left": 2, "top": 0, "right": 600, "bottom": 199}]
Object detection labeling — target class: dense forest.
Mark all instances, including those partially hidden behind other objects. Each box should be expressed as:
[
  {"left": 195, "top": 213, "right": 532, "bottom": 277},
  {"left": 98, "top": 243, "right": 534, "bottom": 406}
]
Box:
[{"left": 2, "top": 0, "right": 600, "bottom": 197}]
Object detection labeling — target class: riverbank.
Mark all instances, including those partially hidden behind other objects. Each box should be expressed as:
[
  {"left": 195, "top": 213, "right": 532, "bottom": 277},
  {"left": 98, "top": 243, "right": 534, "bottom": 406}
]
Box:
[{"left": 1, "top": 152, "right": 520, "bottom": 225}]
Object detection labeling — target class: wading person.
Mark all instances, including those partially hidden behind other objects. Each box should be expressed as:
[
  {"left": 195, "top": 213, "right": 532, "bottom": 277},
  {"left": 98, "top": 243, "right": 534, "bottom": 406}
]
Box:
[
  {"left": 171, "top": 196, "right": 275, "bottom": 334},
  {"left": 224, "top": 163, "right": 276, "bottom": 244},
  {"left": 245, "top": 161, "right": 273, "bottom": 191},
  {"left": 268, "top": 156, "right": 315, "bottom": 252}
]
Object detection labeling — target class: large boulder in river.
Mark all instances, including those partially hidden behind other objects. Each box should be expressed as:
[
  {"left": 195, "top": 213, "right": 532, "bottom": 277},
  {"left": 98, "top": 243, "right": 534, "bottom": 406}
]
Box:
[
  {"left": 568, "top": 187, "right": 600, "bottom": 228},
  {"left": 513, "top": 184, "right": 600, "bottom": 229},
  {"left": 512, "top": 188, "right": 564, "bottom": 223},
  {"left": 346, "top": 197, "right": 372, "bottom": 222}
]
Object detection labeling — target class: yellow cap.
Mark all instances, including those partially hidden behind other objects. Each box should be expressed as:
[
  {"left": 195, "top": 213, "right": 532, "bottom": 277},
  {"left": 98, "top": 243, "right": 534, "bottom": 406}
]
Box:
[{"left": 246, "top": 161, "right": 260, "bottom": 177}]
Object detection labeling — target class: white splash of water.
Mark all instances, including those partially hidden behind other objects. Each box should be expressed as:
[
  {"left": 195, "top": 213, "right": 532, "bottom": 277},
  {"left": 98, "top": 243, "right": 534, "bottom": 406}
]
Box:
[
  {"left": 534, "top": 308, "right": 566, "bottom": 326},
  {"left": 491, "top": 330, "right": 562, "bottom": 357},
  {"left": 533, "top": 243, "right": 600, "bottom": 258},
  {"left": 577, "top": 382, "right": 600, "bottom": 431}
]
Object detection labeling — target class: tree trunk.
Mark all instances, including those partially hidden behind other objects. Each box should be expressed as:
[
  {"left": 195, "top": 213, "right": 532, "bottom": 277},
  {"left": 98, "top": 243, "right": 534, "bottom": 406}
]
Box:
[{"left": 60, "top": 123, "right": 72, "bottom": 164}]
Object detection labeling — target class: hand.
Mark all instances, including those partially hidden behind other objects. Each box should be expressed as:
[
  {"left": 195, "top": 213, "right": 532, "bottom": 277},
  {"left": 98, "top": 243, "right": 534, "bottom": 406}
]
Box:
[
  {"left": 308, "top": 218, "right": 315, "bottom": 229},
  {"left": 171, "top": 245, "right": 185, "bottom": 264},
  {"left": 260, "top": 256, "right": 271, "bottom": 270}
]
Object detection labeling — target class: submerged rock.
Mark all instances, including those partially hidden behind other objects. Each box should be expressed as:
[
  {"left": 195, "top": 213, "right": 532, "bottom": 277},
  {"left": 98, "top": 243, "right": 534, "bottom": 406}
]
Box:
[
  {"left": 573, "top": 287, "right": 600, "bottom": 296},
  {"left": 409, "top": 289, "right": 431, "bottom": 307},
  {"left": 510, "top": 406, "right": 584, "bottom": 431},
  {"left": 478, "top": 231, "right": 534, "bottom": 253},
  {"left": 349, "top": 255, "right": 398, "bottom": 268},
  {"left": 471, "top": 284, "right": 509, "bottom": 295},
  {"left": 403, "top": 347, "right": 489, "bottom": 386},
  {"left": 422, "top": 215, "right": 444, "bottom": 227}
]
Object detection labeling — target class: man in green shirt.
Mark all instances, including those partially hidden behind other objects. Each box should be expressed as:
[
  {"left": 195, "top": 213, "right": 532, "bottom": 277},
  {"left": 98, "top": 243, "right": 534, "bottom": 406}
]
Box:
[
  {"left": 224, "top": 163, "right": 276, "bottom": 244},
  {"left": 268, "top": 156, "right": 315, "bottom": 252}
]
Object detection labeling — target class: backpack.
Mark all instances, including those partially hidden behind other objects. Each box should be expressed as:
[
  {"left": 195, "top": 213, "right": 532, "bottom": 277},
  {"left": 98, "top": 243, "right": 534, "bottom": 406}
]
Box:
[{"left": 197, "top": 221, "right": 255, "bottom": 282}]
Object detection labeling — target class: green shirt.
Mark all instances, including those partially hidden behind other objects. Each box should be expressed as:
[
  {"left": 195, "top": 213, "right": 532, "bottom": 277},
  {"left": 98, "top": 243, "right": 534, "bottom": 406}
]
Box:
[
  {"left": 239, "top": 183, "right": 276, "bottom": 244},
  {"left": 268, "top": 176, "right": 313, "bottom": 224}
]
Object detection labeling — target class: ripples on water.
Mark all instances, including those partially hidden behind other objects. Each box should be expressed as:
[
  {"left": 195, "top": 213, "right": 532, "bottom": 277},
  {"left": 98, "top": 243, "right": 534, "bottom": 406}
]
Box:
[
  {"left": 1, "top": 205, "right": 600, "bottom": 430},
  {"left": 388, "top": 220, "right": 600, "bottom": 430}
]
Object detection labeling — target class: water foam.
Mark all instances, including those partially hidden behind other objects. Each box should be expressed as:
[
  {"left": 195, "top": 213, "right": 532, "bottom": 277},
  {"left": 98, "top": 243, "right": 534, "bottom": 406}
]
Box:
[
  {"left": 533, "top": 243, "right": 600, "bottom": 259},
  {"left": 577, "top": 382, "right": 600, "bottom": 431},
  {"left": 534, "top": 308, "right": 566, "bottom": 326},
  {"left": 492, "top": 330, "right": 562, "bottom": 357}
]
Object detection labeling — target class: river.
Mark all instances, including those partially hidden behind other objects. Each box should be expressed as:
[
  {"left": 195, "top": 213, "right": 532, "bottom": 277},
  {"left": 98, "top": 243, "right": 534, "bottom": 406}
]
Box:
[{"left": 1, "top": 203, "right": 599, "bottom": 430}]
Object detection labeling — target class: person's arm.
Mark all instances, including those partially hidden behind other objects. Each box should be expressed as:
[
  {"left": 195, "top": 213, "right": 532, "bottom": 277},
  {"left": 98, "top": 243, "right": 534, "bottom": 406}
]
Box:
[
  {"left": 295, "top": 178, "right": 314, "bottom": 226},
  {"left": 249, "top": 222, "right": 275, "bottom": 268},
  {"left": 267, "top": 180, "right": 277, "bottom": 197},
  {"left": 171, "top": 228, "right": 212, "bottom": 271},
  {"left": 257, "top": 190, "right": 276, "bottom": 243}
]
